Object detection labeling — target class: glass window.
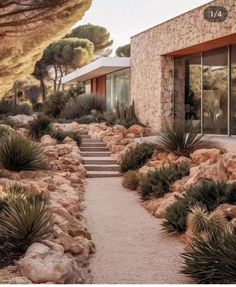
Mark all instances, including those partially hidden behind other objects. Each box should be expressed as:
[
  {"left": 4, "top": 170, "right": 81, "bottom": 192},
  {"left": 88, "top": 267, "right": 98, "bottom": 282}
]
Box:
[
  {"left": 106, "top": 68, "right": 130, "bottom": 110},
  {"left": 203, "top": 47, "right": 228, "bottom": 134},
  {"left": 231, "top": 45, "right": 236, "bottom": 134},
  {"left": 85, "top": 80, "right": 91, "bottom": 94},
  {"left": 174, "top": 54, "right": 201, "bottom": 131}
]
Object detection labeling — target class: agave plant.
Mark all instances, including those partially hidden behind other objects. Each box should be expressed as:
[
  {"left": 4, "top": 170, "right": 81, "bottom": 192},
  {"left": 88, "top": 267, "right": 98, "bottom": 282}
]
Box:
[
  {"left": 181, "top": 230, "right": 236, "bottom": 283},
  {"left": 155, "top": 120, "right": 216, "bottom": 156},
  {"left": 0, "top": 134, "right": 48, "bottom": 171},
  {"left": 0, "top": 199, "right": 53, "bottom": 244}
]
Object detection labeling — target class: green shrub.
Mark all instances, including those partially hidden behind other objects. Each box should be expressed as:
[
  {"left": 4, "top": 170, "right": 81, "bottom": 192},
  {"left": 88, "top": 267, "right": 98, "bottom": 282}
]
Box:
[
  {"left": 0, "top": 134, "right": 48, "bottom": 171},
  {"left": 50, "top": 130, "right": 81, "bottom": 146},
  {"left": 0, "top": 199, "right": 53, "bottom": 245},
  {"left": 120, "top": 143, "right": 154, "bottom": 173},
  {"left": 156, "top": 120, "right": 218, "bottom": 156},
  {"left": 28, "top": 115, "right": 51, "bottom": 139},
  {"left": 162, "top": 198, "right": 190, "bottom": 233},
  {"left": 122, "top": 171, "right": 142, "bottom": 190},
  {"left": 162, "top": 181, "right": 236, "bottom": 234},
  {"left": 181, "top": 230, "right": 236, "bottom": 283},
  {"left": 12, "top": 103, "right": 32, "bottom": 116},
  {"left": 61, "top": 94, "right": 105, "bottom": 119},
  {"left": 76, "top": 114, "right": 99, "bottom": 124},
  {"left": 139, "top": 164, "right": 190, "bottom": 201},
  {"left": 44, "top": 91, "right": 69, "bottom": 118},
  {"left": 33, "top": 102, "right": 44, "bottom": 112}
]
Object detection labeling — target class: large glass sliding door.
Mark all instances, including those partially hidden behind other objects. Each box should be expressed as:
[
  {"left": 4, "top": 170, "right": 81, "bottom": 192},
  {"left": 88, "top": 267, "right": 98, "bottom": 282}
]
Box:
[
  {"left": 202, "top": 47, "right": 228, "bottom": 134},
  {"left": 174, "top": 45, "right": 236, "bottom": 135},
  {"left": 231, "top": 45, "right": 236, "bottom": 134}
]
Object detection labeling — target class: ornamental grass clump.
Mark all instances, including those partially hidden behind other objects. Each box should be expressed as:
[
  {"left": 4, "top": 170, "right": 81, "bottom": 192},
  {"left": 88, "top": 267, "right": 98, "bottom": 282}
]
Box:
[
  {"left": 120, "top": 143, "right": 154, "bottom": 173},
  {"left": 156, "top": 120, "right": 216, "bottom": 156},
  {"left": 139, "top": 164, "right": 189, "bottom": 201},
  {"left": 162, "top": 180, "right": 236, "bottom": 234},
  {"left": 0, "top": 133, "right": 48, "bottom": 171},
  {"left": 181, "top": 230, "right": 236, "bottom": 284},
  {"left": 28, "top": 114, "right": 51, "bottom": 140},
  {"left": 122, "top": 170, "right": 142, "bottom": 190}
]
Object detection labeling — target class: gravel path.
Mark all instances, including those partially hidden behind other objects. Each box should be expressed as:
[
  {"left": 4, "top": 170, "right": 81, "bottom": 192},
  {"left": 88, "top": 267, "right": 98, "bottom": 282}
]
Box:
[{"left": 84, "top": 178, "right": 191, "bottom": 284}]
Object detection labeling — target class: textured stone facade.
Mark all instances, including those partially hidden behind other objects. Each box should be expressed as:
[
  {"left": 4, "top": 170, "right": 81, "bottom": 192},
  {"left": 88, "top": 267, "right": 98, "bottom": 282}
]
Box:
[{"left": 131, "top": 0, "right": 236, "bottom": 131}]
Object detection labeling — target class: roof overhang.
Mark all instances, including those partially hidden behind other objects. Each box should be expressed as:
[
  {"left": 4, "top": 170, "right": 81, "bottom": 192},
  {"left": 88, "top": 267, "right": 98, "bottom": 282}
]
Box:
[
  {"left": 164, "top": 33, "right": 236, "bottom": 57},
  {"left": 62, "top": 57, "right": 130, "bottom": 84}
]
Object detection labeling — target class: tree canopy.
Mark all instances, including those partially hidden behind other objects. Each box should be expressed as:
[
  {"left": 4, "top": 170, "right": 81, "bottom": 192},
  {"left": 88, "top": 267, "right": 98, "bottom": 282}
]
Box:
[
  {"left": 116, "top": 44, "right": 131, "bottom": 57},
  {"left": 66, "top": 23, "right": 113, "bottom": 54},
  {"left": 37, "top": 38, "right": 94, "bottom": 92},
  {"left": 0, "top": 0, "right": 92, "bottom": 97}
]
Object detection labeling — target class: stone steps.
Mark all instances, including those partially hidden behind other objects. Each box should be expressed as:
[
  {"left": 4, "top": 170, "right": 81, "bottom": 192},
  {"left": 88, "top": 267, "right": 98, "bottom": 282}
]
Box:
[
  {"left": 80, "top": 147, "right": 109, "bottom": 152},
  {"left": 80, "top": 135, "right": 121, "bottom": 178},
  {"left": 85, "top": 165, "right": 120, "bottom": 172},
  {"left": 81, "top": 151, "right": 111, "bottom": 157},
  {"left": 86, "top": 171, "right": 122, "bottom": 178}
]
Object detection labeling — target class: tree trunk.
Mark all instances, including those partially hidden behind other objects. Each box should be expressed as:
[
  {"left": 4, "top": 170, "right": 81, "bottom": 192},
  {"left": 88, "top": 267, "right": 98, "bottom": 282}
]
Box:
[{"left": 39, "top": 76, "right": 46, "bottom": 103}]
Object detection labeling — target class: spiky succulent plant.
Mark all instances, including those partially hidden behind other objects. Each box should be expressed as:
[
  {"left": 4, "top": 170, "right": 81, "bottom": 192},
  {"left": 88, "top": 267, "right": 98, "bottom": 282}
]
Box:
[
  {"left": 187, "top": 205, "right": 228, "bottom": 236},
  {"left": 181, "top": 230, "right": 236, "bottom": 283},
  {"left": 0, "top": 134, "right": 48, "bottom": 171},
  {"left": 0, "top": 199, "right": 53, "bottom": 244}
]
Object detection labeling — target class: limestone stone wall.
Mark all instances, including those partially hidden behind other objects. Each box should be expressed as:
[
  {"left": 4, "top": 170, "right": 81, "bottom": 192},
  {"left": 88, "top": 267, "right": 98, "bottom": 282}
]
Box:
[{"left": 131, "top": 0, "right": 236, "bottom": 131}]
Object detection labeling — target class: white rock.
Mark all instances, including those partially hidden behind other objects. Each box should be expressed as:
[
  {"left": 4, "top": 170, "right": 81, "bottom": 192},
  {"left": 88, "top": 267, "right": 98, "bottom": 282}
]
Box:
[{"left": 18, "top": 243, "right": 71, "bottom": 284}]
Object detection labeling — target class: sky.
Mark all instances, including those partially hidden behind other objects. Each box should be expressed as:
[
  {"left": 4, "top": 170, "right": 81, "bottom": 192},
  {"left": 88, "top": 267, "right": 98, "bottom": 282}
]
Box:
[{"left": 75, "top": 0, "right": 212, "bottom": 53}]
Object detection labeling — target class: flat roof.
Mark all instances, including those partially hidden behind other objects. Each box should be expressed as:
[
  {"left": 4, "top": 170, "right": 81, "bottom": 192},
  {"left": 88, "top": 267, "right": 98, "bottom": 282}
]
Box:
[{"left": 62, "top": 57, "right": 130, "bottom": 84}]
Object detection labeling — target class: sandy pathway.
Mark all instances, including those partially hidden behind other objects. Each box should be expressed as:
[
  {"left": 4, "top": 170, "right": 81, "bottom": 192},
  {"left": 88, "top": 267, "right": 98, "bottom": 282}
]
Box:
[{"left": 84, "top": 177, "right": 190, "bottom": 284}]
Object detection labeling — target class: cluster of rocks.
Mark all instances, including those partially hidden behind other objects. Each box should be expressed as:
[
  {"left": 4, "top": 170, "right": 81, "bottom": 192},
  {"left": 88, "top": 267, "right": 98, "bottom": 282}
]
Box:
[
  {"left": 0, "top": 129, "right": 94, "bottom": 284},
  {"left": 87, "top": 123, "right": 152, "bottom": 163}
]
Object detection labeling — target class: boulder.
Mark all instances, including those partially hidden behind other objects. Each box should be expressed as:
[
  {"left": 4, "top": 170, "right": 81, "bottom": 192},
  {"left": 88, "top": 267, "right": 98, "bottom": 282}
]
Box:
[
  {"left": 111, "top": 145, "right": 125, "bottom": 154},
  {"left": 9, "top": 114, "right": 35, "bottom": 126},
  {"left": 40, "top": 135, "right": 57, "bottom": 146},
  {"left": 216, "top": 203, "right": 236, "bottom": 219},
  {"left": 57, "top": 235, "right": 83, "bottom": 254},
  {"left": 190, "top": 148, "right": 222, "bottom": 165},
  {"left": 18, "top": 243, "right": 71, "bottom": 284},
  {"left": 112, "top": 124, "right": 127, "bottom": 135},
  {"left": 142, "top": 193, "right": 182, "bottom": 218},
  {"left": 175, "top": 156, "right": 193, "bottom": 166},
  {"left": 128, "top": 124, "right": 152, "bottom": 137},
  {"left": 220, "top": 152, "right": 236, "bottom": 179},
  {"left": 52, "top": 122, "right": 80, "bottom": 133}
]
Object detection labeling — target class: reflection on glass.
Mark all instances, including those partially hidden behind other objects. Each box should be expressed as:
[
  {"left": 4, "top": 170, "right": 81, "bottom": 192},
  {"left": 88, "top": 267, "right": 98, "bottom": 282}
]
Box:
[
  {"left": 203, "top": 47, "right": 228, "bottom": 134},
  {"left": 231, "top": 45, "right": 236, "bottom": 134},
  {"left": 174, "top": 54, "right": 201, "bottom": 131},
  {"left": 106, "top": 68, "right": 130, "bottom": 110}
]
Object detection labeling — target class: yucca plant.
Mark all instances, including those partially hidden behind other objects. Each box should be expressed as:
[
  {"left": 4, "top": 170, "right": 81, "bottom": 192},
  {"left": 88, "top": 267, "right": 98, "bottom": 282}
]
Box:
[
  {"left": 0, "top": 199, "right": 53, "bottom": 245},
  {"left": 120, "top": 143, "right": 154, "bottom": 173},
  {"left": 187, "top": 205, "right": 228, "bottom": 236},
  {"left": 156, "top": 120, "right": 216, "bottom": 156},
  {"left": 181, "top": 230, "right": 236, "bottom": 283},
  {"left": 122, "top": 170, "right": 142, "bottom": 190},
  {"left": 140, "top": 164, "right": 189, "bottom": 200},
  {"left": 0, "top": 125, "right": 13, "bottom": 138},
  {"left": 0, "top": 134, "right": 48, "bottom": 171}
]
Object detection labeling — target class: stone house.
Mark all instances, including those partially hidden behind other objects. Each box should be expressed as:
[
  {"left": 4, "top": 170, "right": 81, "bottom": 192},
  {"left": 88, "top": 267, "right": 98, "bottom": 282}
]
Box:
[{"left": 62, "top": 0, "right": 236, "bottom": 136}]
